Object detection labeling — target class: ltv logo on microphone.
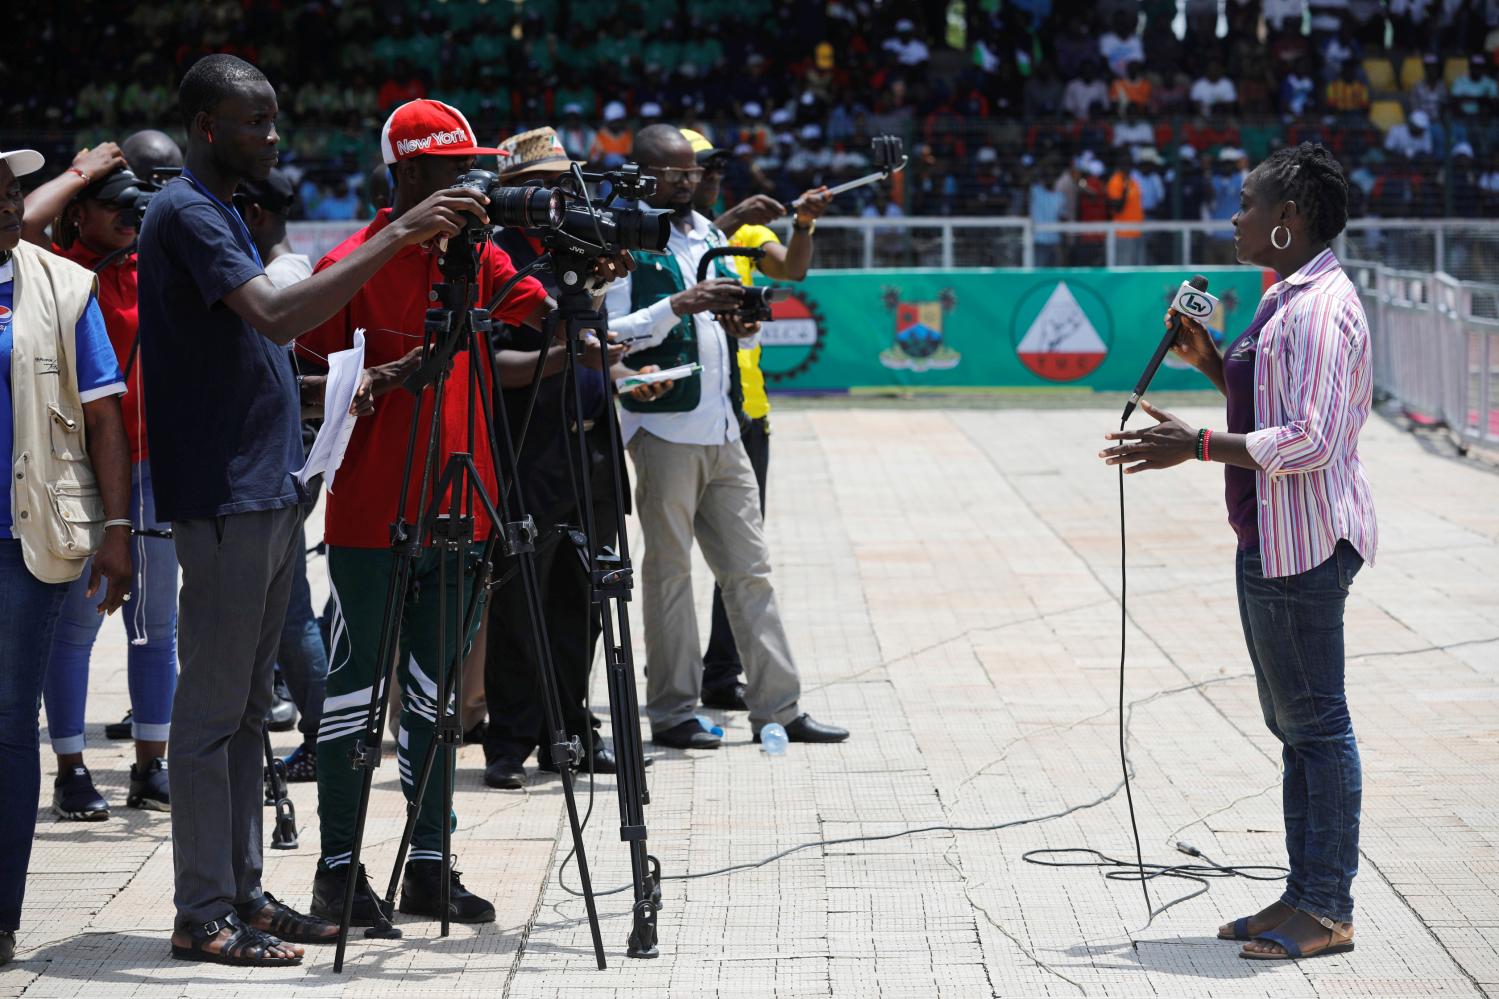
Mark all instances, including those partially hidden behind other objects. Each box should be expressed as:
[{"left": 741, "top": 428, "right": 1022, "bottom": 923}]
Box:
[{"left": 1172, "top": 282, "right": 1220, "bottom": 321}]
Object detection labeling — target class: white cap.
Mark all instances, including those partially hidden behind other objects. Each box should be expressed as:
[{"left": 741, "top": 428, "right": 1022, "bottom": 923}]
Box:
[
  {"left": 1453, "top": 141, "right": 1475, "bottom": 158},
  {"left": 734, "top": 142, "right": 754, "bottom": 155},
  {"left": 562, "top": 102, "right": 583, "bottom": 115},
  {"left": 800, "top": 123, "right": 823, "bottom": 140},
  {"left": 895, "top": 17, "right": 915, "bottom": 31},
  {"left": 0, "top": 148, "right": 45, "bottom": 178},
  {"left": 1178, "top": 143, "right": 1197, "bottom": 160},
  {"left": 603, "top": 101, "right": 626, "bottom": 122},
  {"left": 770, "top": 107, "right": 794, "bottom": 126},
  {"left": 640, "top": 101, "right": 662, "bottom": 118},
  {"left": 977, "top": 146, "right": 998, "bottom": 163},
  {"left": 742, "top": 101, "right": 763, "bottom": 118},
  {"left": 1218, "top": 146, "right": 1244, "bottom": 162},
  {"left": 1410, "top": 109, "right": 1430, "bottom": 129},
  {"left": 1086, "top": 159, "right": 1105, "bottom": 176}
]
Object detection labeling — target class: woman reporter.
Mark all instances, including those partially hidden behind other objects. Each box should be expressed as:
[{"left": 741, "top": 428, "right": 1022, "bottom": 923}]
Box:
[
  {"left": 0, "top": 148, "right": 133, "bottom": 967},
  {"left": 42, "top": 165, "right": 178, "bottom": 821},
  {"left": 1098, "top": 142, "right": 1376, "bottom": 961}
]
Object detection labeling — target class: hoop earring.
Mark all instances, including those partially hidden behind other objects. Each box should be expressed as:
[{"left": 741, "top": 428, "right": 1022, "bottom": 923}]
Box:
[{"left": 1271, "top": 225, "right": 1291, "bottom": 250}]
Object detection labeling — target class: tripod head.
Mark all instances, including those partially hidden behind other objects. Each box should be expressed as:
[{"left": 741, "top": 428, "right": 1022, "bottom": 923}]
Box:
[{"left": 405, "top": 229, "right": 489, "bottom": 395}]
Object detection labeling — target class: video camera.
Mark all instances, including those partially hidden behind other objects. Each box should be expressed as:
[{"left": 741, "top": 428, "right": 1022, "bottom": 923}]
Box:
[
  {"left": 540, "top": 163, "right": 672, "bottom": 257},
  {"left": 454, "top": 168, "right": 566, "bottom": 233},
  {"left": 695, "top": 246, "right": 790, "bottom": 324},
  {"left": 87, "top": 168, "right": 160, "bottom": 229}
]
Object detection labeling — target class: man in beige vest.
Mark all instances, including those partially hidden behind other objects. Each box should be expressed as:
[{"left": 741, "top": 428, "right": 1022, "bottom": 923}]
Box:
[{"left": 0, "top": 146, "right": 133, "bottom": 967}]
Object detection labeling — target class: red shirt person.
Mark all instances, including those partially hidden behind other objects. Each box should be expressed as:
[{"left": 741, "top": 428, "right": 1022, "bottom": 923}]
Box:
[{"left": 295, "top": 100, "right": 548, "bottom": 925}]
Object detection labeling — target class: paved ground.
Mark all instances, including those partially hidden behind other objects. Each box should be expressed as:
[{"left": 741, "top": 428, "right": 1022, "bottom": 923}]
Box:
[{"left": 3, "top": 402, "right": 1497, "bottom": 998}]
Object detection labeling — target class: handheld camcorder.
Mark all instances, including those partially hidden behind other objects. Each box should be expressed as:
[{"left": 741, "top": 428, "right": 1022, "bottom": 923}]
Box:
[{"left": 696, "top": 246, "right": 791, "bottom": 324}]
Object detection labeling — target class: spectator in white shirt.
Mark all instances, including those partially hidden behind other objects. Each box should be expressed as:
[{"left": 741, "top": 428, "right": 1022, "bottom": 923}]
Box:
[
  {"left": 1191, "top": 62, "right": 1239, "bottom": 114},
  {"left": 1408, "top": 55, "right": 1448, "bottom": 120},
  {"left": 1064, "top": 63, "right": 1111, "bottom": 119},
  {"left": 1099, "top": 11, "right": 1145, "bottom": 79},
  {"left": 1264, "top": 0, "right": 1307, "bottom": 36},
  {"left": 882, "top": 18, "right": 931, "bottom": 67},
  {"left": 1384, "top": 109, "right": 1436, "bottom": 158}
]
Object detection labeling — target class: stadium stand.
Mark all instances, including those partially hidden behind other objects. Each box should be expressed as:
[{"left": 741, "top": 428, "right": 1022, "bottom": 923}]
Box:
[{"left": 6, "top": 0, "right": 1499, "bottom": 230}]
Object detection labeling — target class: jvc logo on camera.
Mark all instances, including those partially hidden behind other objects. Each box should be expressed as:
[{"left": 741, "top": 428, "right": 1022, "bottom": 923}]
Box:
[{"left": 396, "top": 129, "right": 471, "bottom": 156}]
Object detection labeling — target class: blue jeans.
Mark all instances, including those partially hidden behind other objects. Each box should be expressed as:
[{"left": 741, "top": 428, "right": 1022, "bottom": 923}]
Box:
[
  {"left": 1236, "top": 540, "right": 1364, "bottom": 923},
  {"left": 276, "top": 511, "right": 327, "bottom": 745},
  {"left": 43, "top": 459, "right": 178, "bottom": 752},
  {"left": 0, "top": 540, "right": 70, "bottom": 931}
]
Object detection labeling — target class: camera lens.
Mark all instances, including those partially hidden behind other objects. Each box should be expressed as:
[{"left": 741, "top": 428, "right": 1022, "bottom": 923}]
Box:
[
  {"left": 617, "top": 206, "right": 671, "bottom": 252},
  {"left": 488, "top": 186, "right": 565, "bottom": 230}
]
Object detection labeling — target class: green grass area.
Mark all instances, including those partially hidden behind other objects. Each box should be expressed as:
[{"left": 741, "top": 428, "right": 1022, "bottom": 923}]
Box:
[{"left": 770, "top": 389, "right": 1226, "bottom": 411}]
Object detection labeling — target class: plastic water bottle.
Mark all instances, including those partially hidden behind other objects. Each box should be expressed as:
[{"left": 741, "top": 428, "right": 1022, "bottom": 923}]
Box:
[
  {"left": 759, "top": 723, "right": 789, "bottom": 756},
  {"left": 694, "top": 714, "right": 725, "bottom": 738}
]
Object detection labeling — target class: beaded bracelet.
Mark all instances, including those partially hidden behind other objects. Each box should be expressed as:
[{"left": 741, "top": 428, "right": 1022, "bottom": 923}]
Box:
[{"left": 1195, "top": 428, "right": 1213, "bottom": 462}]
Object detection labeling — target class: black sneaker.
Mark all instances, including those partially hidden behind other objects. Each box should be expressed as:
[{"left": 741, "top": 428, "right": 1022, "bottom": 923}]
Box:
[
  {"left": 282, "top": 743, "right": 317, "bottom": 782},
  {"left": 399, "top": 858, "right": 495, "bottom": 923},
  {"left": 0, "top": 930, "right": 13, "bottom": 966},
  {"left": 127, "top": 757, "right": 170, "bottom": 810},
  {"left": 104, "top": 710, "right": 133, "bottom": 740},
  {"left": 52, "top": 765, "right": 110, "bottom": 821},
  {"left": 310, "top": 861, "right": 394, "bottom": 927}
]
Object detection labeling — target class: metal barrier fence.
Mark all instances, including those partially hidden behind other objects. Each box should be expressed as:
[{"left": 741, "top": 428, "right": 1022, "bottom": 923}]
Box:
[
  {"left": 1348, "top": 259, "right": 1499, "bottom": 454},
  {"left": 288, "top": 217, "right": 1499, "bottom": 284}
]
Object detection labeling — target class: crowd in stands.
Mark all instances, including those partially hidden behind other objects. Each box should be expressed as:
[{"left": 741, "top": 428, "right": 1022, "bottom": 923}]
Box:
[{"left": 10, "top": 0, "right": 1499, "bottom": 231}]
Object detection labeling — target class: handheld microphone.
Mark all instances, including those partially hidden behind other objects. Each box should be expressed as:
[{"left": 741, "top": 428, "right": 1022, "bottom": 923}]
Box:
[{"left": 1120, "top": 275, "right": 1217, "bottom": 423}]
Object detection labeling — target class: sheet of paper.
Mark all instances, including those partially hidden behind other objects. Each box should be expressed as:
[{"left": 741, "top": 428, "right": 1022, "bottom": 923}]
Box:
[
  {"left": 296, "top": 328, "right": 365, "bottom": 493},
  {"left": 615, "top": 362, "right": 701, "bottom": 391}
]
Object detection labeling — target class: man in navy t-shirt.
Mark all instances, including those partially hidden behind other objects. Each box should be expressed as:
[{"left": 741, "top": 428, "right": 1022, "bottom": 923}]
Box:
[{"left": 135, "top": 54, "right": 488, "bottom": 966}]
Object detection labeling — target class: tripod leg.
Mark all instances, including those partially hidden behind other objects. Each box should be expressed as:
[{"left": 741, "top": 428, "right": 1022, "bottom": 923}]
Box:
[
  {"left": 472, "top": 326, "right": 608, "bottom": 968},
  {"left": 557, "top": 304, "right": 661, "bottom": 958},
  {"left": 331, "top": 551, "right": 411, "bottom": 972}
]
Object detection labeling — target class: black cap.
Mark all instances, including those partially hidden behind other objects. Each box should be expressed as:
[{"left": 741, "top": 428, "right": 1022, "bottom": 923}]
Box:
[{"left": 237, "top": 168, "right": 297, "bottom": 215}]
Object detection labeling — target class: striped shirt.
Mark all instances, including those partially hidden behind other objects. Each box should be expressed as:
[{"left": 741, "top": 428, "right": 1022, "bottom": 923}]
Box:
[{"left": 1241, "top": 248, "right": 1378, "bottom": 578}]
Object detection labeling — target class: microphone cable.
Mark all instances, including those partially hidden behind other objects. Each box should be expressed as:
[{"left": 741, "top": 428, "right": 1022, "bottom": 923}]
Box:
[{"left": 1113, "top": 412, "right": 1153, "bottom": 922}]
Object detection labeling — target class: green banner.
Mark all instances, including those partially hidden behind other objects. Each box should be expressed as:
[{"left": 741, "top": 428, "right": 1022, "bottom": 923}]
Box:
[{"left": 756, "top": 267, "right": 1271, "bottom": 393}]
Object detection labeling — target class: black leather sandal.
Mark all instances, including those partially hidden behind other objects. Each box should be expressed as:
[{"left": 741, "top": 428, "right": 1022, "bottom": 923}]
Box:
[
  {"left": 170, "top": 913, "right": 301, "bottom": 966},
  {"left": 240, "top": 892, "right": 339, "bottom": 944}
]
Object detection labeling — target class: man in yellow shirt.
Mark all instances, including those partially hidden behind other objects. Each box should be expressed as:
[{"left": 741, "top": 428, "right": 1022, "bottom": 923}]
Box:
[{"left": 680, "top": 128, "right": 831, "bottom": 710}]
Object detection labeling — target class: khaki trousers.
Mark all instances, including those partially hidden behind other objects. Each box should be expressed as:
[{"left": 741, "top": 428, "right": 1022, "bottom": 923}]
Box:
[{"left": 627, "top": 430, "right": 801, "bottom": 735}]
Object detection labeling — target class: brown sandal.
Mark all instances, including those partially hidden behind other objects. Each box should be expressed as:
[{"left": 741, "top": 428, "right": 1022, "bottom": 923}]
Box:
[{"left": 1240, "top": 909, "right": 1354, "bottom": 960}]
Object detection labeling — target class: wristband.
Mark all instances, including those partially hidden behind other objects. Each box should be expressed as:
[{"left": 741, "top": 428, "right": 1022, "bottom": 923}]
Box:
[
  {"left": 104, "top": 519, "right": 133, "bottom": 531},
  {"left": 67, "top": 167, "right": 90, "bottom": 184},
  {"left": 1196, "top": 428, "right": 1213, "bottom": 462},
  {"left": 793, "top": 217, "right": 816, "bottom": 233}
]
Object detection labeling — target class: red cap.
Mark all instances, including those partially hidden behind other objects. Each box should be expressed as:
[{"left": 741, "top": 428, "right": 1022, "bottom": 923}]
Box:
[{"left": 379, "top": 100, "right": 505, "bottom": 165}]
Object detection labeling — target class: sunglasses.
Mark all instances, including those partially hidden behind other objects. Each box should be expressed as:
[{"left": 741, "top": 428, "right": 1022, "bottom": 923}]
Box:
[{"left": 644, "top": 166, "right": 705, "bottom": 184}]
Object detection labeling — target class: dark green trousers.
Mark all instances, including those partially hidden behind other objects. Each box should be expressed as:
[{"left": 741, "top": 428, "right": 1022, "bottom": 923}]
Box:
[{"left": 316, "top": 544, "right": 484, "bottom": 869}]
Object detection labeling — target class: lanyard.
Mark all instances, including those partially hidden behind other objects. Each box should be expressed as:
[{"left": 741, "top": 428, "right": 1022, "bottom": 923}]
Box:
[{"left": 181, "top": 168, "right": 264, "bottom": 269}]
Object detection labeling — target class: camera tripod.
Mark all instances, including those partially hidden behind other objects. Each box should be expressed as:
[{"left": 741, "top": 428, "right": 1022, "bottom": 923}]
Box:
[
  {"left": 541, "top": 246, "right": 662, "bottom": 958},
  {"left": 330, "top": 232, "right": 605, "bottom": 972}
]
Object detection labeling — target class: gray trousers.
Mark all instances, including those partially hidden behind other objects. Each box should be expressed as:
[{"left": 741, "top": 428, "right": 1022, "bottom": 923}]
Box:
[
  {"left": 627, "top": 430, "right": 801, "bottom": 735},
  {"left": 169, "top": 505, "right": 300, "bottom": 931}
]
